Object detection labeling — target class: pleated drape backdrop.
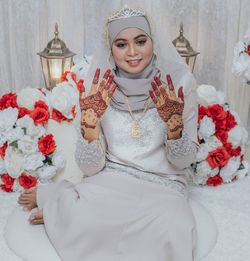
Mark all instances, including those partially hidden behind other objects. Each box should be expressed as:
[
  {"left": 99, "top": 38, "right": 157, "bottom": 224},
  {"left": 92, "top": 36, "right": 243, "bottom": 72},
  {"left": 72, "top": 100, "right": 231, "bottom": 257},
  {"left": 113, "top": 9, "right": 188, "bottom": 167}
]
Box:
[{"left": 0, "top": 0, "right": 250, "bottom": 130}]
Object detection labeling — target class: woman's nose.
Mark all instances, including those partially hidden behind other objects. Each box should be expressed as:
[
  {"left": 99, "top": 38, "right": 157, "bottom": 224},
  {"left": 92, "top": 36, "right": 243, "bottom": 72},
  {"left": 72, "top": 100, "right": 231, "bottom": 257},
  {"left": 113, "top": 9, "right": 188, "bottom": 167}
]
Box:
[{"left": 127, "top": 44, "right": 137, "bottom": 56}]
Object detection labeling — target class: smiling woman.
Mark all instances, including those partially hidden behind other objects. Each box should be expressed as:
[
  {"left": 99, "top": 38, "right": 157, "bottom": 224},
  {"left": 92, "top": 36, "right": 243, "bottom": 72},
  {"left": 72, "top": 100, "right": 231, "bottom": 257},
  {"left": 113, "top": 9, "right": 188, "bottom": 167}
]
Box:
[{"left": 111, "top": 28, "right": 153, "bottom": 74}]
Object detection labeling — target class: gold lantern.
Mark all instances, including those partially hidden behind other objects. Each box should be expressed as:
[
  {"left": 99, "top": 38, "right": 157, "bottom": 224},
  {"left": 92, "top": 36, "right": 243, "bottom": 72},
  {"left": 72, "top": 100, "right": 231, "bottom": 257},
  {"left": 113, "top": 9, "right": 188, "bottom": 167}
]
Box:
[
  {"left": 172, "top": 23, "right": 200, "bottom": 72},
  {"left": 38, "top": 23, "right": 75, "bottom": 90}
]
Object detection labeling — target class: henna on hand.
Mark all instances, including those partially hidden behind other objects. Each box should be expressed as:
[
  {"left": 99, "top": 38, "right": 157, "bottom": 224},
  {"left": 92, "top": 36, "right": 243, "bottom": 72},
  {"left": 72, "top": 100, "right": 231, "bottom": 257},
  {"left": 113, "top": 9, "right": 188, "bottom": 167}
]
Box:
[
  {"left": 149, "top": 74, "right": 184, "bottom": 139},
  {"left": 79, "top": 68, "right": 117, "bottom": 135}
]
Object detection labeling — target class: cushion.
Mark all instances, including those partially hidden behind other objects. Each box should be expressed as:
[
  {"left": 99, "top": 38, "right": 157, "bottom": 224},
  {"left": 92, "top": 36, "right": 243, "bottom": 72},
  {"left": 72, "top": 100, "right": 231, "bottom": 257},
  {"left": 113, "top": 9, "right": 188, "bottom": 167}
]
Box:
[
  {"left": 4, "top": 198, "right": 217, "bottom": 261},
  {"left": 47, "top": 119, "right": 83, "bottom": 184}
]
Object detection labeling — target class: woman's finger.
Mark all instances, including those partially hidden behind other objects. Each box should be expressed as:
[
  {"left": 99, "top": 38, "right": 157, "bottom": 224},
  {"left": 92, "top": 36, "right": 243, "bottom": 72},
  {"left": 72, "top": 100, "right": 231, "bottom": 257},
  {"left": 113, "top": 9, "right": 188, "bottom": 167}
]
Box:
[
  {"left": 78, "top": 81, "right": 86, "bottom": 100},
  {"left": 90, "top": 68, "right": 100, "bottom": 95},
  {"left": 166, "top": 74, "right": 177, "bottom": 100},
  {"left": 151, "top": 81, "right": 160, "bottom": 97},
  {"left": 178, "top": 86, "right": 184, "bottom": 103},
  {"left": 104, "top": 75, "right": 114, "bottom": 90},
  {"left": 106, "top": 83, "right": 117, "bottom": 104},
  {"left": 99, "top": 69, "right": 111, "bottom": 92},
  {"left": 149, "top": 90, "right": 158, "bottom": 106}
]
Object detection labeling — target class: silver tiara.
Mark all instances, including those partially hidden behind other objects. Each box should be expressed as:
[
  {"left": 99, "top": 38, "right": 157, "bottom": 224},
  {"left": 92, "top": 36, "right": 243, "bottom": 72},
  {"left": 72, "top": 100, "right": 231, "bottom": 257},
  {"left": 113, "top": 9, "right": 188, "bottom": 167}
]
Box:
[{"left": 108, "top": 7, "right": 145, "bottom": 22}]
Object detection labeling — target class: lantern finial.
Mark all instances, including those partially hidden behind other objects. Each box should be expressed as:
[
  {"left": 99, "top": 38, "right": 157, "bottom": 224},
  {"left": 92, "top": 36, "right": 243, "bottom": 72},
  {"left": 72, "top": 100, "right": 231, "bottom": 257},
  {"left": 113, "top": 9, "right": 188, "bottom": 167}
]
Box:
[{"left": 54, "top": 23, "right": 59, "bottom": 39}]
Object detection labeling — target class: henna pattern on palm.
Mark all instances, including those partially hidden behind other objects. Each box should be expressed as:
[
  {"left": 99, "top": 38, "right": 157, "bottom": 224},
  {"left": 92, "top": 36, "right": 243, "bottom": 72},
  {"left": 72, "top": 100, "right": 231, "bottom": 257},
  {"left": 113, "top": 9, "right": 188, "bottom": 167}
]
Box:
[
  {"left": 79, "top": 68, "right": 117, "bottom": 129},
  {"left": 149, "top": 74, "right": 184, "bottom": 134}
]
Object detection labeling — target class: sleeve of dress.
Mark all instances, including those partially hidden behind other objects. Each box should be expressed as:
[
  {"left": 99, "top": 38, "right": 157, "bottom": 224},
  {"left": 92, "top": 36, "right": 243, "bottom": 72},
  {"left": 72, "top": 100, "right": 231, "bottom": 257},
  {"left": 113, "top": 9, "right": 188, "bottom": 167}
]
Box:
[
  {"left": 74, "top": 127, "right": 106, "bottom": 177},
  {"left": 165, "top": 73, "right": 199, "bottom": 169}
]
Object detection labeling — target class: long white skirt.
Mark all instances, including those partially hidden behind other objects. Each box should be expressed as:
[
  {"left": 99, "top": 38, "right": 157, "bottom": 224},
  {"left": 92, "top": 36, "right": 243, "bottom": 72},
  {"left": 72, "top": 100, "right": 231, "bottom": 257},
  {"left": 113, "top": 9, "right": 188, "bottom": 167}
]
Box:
[{"left": 37, "top": 170, "right": 196, "bottom": 261}]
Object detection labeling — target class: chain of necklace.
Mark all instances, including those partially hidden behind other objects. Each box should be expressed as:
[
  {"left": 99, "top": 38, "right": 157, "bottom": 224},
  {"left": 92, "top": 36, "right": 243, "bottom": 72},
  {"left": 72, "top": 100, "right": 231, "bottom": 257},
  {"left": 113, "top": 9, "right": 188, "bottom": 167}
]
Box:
[{"left": 123, "top": 95, "right": 152, "bottom": 138}]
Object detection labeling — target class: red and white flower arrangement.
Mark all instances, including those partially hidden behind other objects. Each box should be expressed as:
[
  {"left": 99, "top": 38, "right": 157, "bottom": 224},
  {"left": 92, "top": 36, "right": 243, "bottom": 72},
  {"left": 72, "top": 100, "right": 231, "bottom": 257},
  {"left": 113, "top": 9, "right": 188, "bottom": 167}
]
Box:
[
  {"left": 232, "top": 34, "right": 250, "bottom": 85},
  {"left": 192, "top": 84, "right": 249, "bottom": 186},
  {"left": 0, "top": 71, "right": 82, "bottom": 192}
]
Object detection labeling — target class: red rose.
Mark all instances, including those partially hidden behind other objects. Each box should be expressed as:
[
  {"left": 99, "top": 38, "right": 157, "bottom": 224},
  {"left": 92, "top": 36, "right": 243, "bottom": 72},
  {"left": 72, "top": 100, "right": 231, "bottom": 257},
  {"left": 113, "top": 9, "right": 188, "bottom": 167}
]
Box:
[
  {"left": 207, "top": 146, "right": 231, "bottom": 168},
  {"left": 0, "top": 142, "right": 8, "bottom": 159},
  {"left": 34, "top": 100, "right": 49, "bottom": 111},
  {"left": 0, "top": 93, "right": 18, "bottom": 110},
  {"left": 30, "top": 107, "right": 50, "bottom": 125},
  {"left": 207, "top": 175, "right": 223, "bottom": 186},
  {"left": 224, "top": 143, "right": 241, "bottom": 157},
  {"left": 18, "top": 107, "right": 30, "bottom": 118},
  {"left": 225, "top": 112, "right": 236, "bottom": 131},
  {"left": 61, "top": 71, "right": 77, "bottom": 82},
  {"left": 38, "top": 134, "right": 56, "bottom": 155},
  {"left": 18, "top": 174, "right": 37, "bottom": 189},
  {"left": 52, "top": 108, "right": 71, "bottom": 123},
  {"left": 215, "top": 130, "right": 228, "bottom": 144},
  {"left": 0, "top": 174, "right": 15, "bottom": 192},
  {"left": 215, "top": 119, "right": 227, "bottom": 131},
  {"left": 208, "top": 104, "right": 227, "bottom": 121},
  {"left": 198, "top": 105, "right": 210, "bottom": 122},
  {"left": 246, "top": 44, "right": 250, "bottom": 56}
]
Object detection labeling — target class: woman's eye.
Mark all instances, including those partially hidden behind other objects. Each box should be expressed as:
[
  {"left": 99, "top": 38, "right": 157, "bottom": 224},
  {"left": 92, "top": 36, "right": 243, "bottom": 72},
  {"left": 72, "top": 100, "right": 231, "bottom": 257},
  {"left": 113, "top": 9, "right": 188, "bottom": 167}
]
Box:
[
  {"left": 136, "top": 39, "right": 147, "bottom": 46},
  {"left": 116, "top": 43, "right": 126, "bottom": 48}
]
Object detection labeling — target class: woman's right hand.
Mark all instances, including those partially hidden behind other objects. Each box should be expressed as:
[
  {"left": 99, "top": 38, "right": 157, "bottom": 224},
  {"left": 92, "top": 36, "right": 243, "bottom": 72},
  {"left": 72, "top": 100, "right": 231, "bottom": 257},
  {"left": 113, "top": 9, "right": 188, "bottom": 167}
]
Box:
[{"left": 79, "top": 68, "right": 117, "bottom": 141}]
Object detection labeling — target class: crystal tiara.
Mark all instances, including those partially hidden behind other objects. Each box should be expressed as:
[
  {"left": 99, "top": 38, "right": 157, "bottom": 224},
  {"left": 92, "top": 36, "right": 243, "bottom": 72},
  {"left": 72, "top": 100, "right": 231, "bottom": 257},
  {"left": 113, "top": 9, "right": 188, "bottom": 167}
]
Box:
[{"left": 108, "top": 7, "right": 145, "bottom": 22}]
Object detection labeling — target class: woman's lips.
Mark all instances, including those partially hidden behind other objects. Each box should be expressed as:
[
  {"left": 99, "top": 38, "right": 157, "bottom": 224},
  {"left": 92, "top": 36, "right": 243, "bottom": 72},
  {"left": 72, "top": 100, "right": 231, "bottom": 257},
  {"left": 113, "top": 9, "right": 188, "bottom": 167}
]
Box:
[{"left": 127, "top": 59, "right": 142, "bottom": 67}]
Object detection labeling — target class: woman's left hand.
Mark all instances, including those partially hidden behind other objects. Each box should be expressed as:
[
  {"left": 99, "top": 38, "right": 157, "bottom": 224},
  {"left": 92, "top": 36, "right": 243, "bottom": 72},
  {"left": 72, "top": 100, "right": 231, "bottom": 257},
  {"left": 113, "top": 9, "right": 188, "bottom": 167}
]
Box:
[{"left": 149, "top": 74, "right": 184, "bottom": 140}]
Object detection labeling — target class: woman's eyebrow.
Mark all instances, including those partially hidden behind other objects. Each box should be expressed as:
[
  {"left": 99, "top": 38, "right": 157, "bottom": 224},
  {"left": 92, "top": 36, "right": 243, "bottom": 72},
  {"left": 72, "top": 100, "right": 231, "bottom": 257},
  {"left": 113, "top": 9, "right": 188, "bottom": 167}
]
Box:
[{"left": 114, "top": 34, "right": 148, "bottom": 43}]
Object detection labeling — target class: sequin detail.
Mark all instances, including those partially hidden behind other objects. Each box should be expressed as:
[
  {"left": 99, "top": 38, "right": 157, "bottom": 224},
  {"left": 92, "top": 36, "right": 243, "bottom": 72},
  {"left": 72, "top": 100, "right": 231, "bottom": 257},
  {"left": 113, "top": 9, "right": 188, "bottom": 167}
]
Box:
[
  {"left": 105, "top": 161, "right": 186, "bottom": 195},
  {"left": 165, "top": 131, "right": 197, "bottom": 158},
  {"left": 75, "top": 132, "right": 104, "bottom": 168}
]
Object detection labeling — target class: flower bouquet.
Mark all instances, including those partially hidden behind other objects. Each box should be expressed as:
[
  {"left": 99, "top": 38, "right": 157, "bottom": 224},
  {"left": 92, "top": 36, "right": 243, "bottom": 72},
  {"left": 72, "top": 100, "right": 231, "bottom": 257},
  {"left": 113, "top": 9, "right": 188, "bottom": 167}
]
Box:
[
  {"left": 192, "top": 85, "right": 249, "bottom": 186},
  {"left": 0, "top": 71, "right": 81, "bottom": 192}
]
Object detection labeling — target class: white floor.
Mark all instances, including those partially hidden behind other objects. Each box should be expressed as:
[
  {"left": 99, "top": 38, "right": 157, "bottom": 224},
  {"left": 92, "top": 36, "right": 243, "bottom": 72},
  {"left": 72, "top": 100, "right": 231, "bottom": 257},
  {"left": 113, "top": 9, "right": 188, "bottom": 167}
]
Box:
[{"left": 1, "top": 151, "right": 250, "bottom": 260}]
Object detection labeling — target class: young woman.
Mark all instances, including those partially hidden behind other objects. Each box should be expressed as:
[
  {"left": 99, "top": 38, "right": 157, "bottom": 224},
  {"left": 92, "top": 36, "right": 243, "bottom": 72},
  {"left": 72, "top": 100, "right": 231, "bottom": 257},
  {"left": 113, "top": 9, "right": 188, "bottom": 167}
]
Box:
[{"left": 18, "top": 7, "right": 198, "bottom": 261}]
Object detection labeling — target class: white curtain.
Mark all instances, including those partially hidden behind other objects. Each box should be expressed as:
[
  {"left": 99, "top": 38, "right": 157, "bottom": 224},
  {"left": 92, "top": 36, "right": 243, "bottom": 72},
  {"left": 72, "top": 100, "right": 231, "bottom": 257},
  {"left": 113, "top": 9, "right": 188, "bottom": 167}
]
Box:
[{"left": 0, "top": 0, "right": 250, "bottom": 128}]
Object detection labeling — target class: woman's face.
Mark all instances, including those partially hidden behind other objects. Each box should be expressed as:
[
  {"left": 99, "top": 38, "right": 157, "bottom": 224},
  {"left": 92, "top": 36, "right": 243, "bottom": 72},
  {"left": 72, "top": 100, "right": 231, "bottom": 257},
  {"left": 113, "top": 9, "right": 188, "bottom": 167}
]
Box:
[{"left": 111, "top": 27, "right": 153, "bottom": 74}]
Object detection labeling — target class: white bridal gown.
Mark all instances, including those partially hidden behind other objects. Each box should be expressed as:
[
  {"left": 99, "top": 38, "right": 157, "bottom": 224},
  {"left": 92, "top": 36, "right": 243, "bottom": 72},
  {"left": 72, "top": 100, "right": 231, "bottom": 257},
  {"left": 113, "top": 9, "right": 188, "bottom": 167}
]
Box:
[{"left": 36, "top": 96, "right": 198, "bottom": 261}]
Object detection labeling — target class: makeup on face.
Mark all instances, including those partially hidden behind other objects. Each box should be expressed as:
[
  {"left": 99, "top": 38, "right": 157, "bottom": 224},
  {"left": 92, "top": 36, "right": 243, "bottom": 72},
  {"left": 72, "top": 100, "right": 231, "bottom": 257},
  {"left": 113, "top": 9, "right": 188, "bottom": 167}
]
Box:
[{"left": 112, "top": 27, "right": 153, "bottom": 74}]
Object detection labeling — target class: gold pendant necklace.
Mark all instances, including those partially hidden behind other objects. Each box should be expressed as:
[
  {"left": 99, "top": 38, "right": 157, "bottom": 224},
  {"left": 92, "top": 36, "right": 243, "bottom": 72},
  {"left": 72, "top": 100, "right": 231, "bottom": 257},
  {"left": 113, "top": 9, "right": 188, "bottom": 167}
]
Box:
[{"left": 124, "top": 95, "right": 151, "bottom": 138}]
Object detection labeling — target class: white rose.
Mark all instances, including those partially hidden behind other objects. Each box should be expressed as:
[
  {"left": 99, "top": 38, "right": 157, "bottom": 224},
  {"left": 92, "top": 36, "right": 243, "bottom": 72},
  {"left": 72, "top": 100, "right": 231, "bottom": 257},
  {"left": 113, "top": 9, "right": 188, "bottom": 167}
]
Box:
[
  {"left": 193, "top": 161, "right": 214, "bottom": 185},
  {"left": 0, "top": 107, "right": 19, "bottom": 132},
  {"left": 228, "top": 126, "right": 249, "bottom": 147},
  {"left": 197, "top": 85, "right": 220, "bottom": 105},
  {"left": 206, "top": 136, "right": 223, "bottom": 151},
  {"left": 232, "top": 40, "right": 250, "bottom": 83},
  {"left": 37, "top": 165, "right": 57, "bottom": 181},
  {"left": 5, "top": 126, "right": 24, "bottom": 143},
  {"left": 198, "top": 116, "right": 215, "bottom": 140},
  {"left": 52, "top": 151, "right": 66, "bottom": 170},
  {"left": 193, "top": 162, "right": 220, "bottom": 185},
  {"left": 236, "top": 160, "right": 249, "bottom": 180},
  {"left": 196, "top": 143, "right": 210, "bottom": 162},
  {"left": 0, "top": 158, "right": 6, "bottom": 174},
  {"left": 4, "top": 147, "right": 25, "bottom": 178},
  {"left": 17, "top": 135, "right": 38, "bottom": 155},
  {"left": 0, "top": 133, "right": 7, "bottom": 147},
  {"left": 16, "top": 115, "right": 46, "bottom": 139},
  {"left": 23, "top": 152, "right": 45, "bottom": 171},
  {"left": 17, "top": 87, "right": 46, "bottom": 110},
  {"left": 220, "top": 156, "right": 241, "bottom": 183},
  {"left": 71, "top": 56, "right": 92, "bottom": 81},
  {"left": 16, "top": 115, "right": 34, "bottom": 129},
  {"left": 49, "top": 83, "right": 79, "bottom": 119}
]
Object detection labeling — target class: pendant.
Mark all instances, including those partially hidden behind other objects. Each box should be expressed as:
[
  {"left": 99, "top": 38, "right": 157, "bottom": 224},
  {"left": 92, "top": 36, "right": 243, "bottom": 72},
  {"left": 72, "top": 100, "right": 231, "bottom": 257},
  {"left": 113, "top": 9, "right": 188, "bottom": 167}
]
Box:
[{"left": 132, "top": 121, "right": 140, "bottom": 138}]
